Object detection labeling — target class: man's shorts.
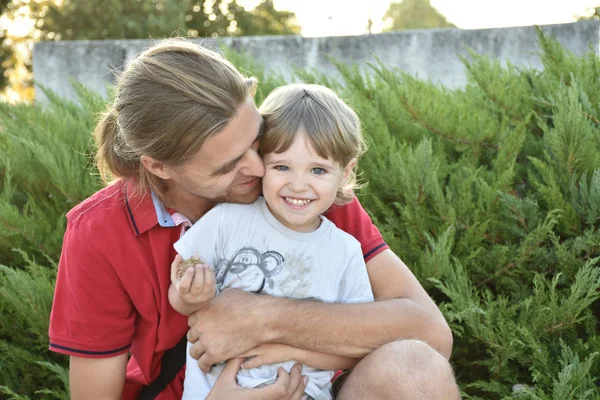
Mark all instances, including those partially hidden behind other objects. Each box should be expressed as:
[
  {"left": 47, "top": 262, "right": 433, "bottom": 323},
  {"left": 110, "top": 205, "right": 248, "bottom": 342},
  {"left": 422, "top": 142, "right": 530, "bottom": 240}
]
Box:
[{"left": 331, "top": 370, "right": 351, "bottom": 398}]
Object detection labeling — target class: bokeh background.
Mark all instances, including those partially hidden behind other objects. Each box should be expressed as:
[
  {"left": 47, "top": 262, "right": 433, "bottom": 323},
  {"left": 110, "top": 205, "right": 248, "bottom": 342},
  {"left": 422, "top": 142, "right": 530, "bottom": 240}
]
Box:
[{"left": 0, "top": 0, "right": 600, "bottom": 101}]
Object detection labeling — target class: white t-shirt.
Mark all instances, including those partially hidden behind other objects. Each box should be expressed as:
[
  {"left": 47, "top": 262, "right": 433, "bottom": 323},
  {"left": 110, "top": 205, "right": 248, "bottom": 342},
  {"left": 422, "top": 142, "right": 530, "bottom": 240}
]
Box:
[{"left": 174, "top": 197, "right": 374, "bottom": 400}]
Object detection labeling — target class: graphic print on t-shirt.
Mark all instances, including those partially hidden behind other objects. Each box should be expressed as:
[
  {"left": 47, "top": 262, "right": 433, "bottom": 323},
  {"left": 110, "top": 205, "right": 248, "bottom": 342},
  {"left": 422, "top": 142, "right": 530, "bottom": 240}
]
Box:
[
  {"left": 215, "top": 247, "right": 285, "bottom": 293},
  {"left": 277, "top": 252, "right": 315, "bottom": 299}
]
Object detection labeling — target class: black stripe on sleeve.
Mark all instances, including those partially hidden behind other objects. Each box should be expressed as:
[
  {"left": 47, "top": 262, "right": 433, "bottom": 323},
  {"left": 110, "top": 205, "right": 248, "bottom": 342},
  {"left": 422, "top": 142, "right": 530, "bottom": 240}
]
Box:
[
  {"left": 363, "top": 243, "right": 387, "bottom": 261},
  {"left": 50, "top": 342, "right": 130, "bottom": 356}
]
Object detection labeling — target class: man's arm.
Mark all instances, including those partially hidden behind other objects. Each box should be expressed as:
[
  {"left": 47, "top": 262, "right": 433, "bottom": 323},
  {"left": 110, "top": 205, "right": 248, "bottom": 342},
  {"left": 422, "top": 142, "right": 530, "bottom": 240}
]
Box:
[
  {"left": 188, "top": 248, "right": 453, "bottom": 369},
  {"left": 271, "top": 249, "right": 452, "bottom": 358},
  {"left": 69, "top": 354, "right": 127, "bottom": 400}
]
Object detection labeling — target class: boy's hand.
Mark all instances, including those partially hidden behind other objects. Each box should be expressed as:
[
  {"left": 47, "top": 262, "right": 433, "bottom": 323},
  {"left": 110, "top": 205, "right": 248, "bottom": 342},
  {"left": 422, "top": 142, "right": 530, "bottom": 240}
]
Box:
[
  {"left": 239, "top": 344, "right": 300, "bottom": 369},
  {"left": 207, "top": 358, "right": 308, "bottom": 400},
  {"left": 171, "top": 254, "right": 216, "bottom": 307}
]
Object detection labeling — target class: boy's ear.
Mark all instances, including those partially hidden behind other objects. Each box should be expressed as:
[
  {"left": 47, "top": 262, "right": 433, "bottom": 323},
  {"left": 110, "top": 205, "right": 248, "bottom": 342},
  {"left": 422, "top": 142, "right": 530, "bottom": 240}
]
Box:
[
  {"left": 342, "top": 158, "right": 357, "bottom": 182},
  {"left": 141, "top": 155, "right": 172, "bottom": 180}
]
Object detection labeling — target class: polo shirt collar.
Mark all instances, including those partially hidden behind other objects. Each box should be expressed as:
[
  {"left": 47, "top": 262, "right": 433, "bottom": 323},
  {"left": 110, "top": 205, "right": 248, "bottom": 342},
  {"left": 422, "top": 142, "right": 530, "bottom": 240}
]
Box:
[
  {"left": 123, "top": 181, "right": 190, "bottom": 237},
  {"left": 123, "top": 181, "right": 159, "bottom": 237},
  {"left": 151, "top": 192, "right": 176, "bottom": 228}
]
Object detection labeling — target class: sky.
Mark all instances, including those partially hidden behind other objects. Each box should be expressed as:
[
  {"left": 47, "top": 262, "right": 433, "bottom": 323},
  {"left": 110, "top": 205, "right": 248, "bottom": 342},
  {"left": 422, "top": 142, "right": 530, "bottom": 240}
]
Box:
[{"left": 239, "top": 0, "right": 600, "bottom": 37}]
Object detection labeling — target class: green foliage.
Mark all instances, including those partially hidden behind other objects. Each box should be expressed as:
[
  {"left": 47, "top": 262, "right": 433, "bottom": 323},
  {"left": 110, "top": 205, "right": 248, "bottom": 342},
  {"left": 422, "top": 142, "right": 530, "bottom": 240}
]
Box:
[
  {"left": 0, "top": 252, "right": 70, "bottom": 397},
  {"left": 235, "top": 0, "right": 301, "bottom": 36},
  {"left": 0, "top": 0, "right": 300, "bottom": 100},
  {"left": 0, "top": 0, "right": 14, "bottom": 91},
  {"left": 383, "top": 0, "right": 455, "bottom": 32},
  {"left": 16, "top": 0, "right": 300, "bottom": 41},
  {"left": 0, "top": 82, "right": 102, "bottom": 264},
  {"left": 1, "top": 28, "right": 600, "bottom": 399}
]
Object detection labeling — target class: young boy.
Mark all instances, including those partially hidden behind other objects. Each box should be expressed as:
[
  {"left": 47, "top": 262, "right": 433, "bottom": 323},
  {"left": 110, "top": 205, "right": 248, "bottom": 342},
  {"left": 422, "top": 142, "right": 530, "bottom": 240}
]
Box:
[{"left": 170, "top": 84, "right": 373, "bottom": 400}]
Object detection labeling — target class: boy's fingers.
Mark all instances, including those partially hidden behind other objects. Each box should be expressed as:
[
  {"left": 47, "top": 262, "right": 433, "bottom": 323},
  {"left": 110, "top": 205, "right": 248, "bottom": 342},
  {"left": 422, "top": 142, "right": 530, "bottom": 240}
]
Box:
[
  {"left": 189, "top": 265, "right": 205, "bottom": 296},
  {"left": 177, "top": 267, "right": 195, "bottom": 295},
  {"left": 170, "top": 254, "right": 183, "bottom": 283},
  {"left": 215, "top": 357, "right": 245, "bottom": 384},
  {"left": 288, "top": 364, "right": 307, "bottom": 400},
  {"left": 204, "top": 265, "right": 215, "bottom": 290},
  {"left": 277, "top": 366, "right": 292, "bottom": 392}
]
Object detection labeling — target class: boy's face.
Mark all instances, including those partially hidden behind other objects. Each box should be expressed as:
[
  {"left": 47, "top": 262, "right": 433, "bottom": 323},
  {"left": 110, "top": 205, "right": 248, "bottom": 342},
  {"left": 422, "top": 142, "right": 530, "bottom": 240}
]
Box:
[{"left": 261, "top": 130, "right": 351, "bottom": 232}]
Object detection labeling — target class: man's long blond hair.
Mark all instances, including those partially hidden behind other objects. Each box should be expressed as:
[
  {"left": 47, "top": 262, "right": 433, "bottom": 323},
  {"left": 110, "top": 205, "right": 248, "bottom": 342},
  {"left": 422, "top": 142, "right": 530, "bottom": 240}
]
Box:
[{"left": 94, "top": 39, "right": 256, "bottom": 200}]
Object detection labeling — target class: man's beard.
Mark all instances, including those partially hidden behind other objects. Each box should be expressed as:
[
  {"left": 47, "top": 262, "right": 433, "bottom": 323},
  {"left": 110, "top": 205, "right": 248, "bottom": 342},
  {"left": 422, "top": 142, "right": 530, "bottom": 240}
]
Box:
[{"left": 211, "top": 183, "right": 261, "bottom": 204}]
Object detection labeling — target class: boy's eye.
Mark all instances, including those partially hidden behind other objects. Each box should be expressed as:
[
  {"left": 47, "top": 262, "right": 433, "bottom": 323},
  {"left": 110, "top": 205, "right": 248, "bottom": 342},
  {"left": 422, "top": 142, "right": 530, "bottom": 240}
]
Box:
[
  {"left": 311, "top": 168, "right": 326, "bottom": 175},
  {"left": 274, "top": 165, "right": 289, "bottom": 171}
]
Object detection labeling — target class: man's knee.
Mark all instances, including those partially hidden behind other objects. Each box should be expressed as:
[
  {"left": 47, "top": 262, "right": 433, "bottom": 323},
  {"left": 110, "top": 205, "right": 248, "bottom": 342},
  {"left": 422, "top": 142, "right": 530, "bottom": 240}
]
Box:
[{"left": 338, "top": 340, "right": 460, "bottom": 400}]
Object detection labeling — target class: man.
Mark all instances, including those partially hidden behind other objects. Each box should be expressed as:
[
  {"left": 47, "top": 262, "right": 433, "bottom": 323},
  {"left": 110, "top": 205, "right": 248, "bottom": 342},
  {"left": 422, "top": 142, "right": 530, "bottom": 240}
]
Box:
[{"left": 49, "top": 39, "right": 459, "bottom": 399}]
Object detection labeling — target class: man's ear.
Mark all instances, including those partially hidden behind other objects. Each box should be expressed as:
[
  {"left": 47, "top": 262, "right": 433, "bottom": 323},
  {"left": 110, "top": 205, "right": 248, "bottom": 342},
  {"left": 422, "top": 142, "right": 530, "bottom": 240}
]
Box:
[
  {"left": 342, "top": 158, "right": 357, "bottom": 182},
  {"left": 141, "top": 155, "right": 172, "bottom": 180}
]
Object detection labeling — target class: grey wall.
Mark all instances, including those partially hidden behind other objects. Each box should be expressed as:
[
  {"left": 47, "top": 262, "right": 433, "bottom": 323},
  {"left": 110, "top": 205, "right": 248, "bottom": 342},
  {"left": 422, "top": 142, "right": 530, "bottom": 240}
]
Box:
[{"left": 33, "top": 20, "right": 600, "bottom": 103}]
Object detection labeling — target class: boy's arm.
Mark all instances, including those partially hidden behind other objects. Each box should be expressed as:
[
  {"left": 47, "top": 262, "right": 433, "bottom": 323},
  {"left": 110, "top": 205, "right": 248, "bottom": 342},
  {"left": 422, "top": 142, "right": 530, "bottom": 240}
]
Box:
[
  {"left": 238, "top": 343, "right": 359, "bottom": 372},
  {"left": 290, "top": 348, "right": 360, "bottom": 371}
]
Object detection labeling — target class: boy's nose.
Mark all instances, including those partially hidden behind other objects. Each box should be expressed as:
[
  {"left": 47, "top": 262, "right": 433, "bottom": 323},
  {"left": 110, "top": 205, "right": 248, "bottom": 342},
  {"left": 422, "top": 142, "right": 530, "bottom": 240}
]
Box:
[{"left": 288, "top": 174, "right": 309, "bottom": 192}]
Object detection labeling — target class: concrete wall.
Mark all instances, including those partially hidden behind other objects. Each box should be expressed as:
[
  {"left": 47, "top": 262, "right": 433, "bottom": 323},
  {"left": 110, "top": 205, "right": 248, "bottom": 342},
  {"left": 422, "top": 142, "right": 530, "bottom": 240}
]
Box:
[{"left": 33, "top": 20, "right": 600, "bottom": 103}]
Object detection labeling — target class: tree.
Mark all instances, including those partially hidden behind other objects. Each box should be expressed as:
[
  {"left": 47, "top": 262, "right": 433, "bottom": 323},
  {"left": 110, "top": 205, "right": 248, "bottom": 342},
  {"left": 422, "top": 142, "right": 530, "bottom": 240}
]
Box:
[
  {"left": 0, "top": 0, "right": 300, "bottom": 101},
  {"left": 21, "top": 0, "right": 300, "bottom": 41},
  {"left": 576, "top": 6, "right": 600, "bottom": 21},
  {"left": 0, "top": 0, "right": 16, "bottom": 92},
  {"left": 235, "top": 0, "right": 300, "bottom": 36},
  {"left": 383, "top": 0, "right": 455, "bottom": 32}
]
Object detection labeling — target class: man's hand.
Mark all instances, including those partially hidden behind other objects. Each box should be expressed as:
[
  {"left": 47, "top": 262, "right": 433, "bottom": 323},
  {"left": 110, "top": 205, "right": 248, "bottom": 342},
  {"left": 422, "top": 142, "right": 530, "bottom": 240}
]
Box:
[
  {"left": 239, "top": 343, "right": 299, "bottom": 369},
  {"left": 188, "top": 289, "right": 271, "bottom": 371},
  {"left": 170, "top": 254, "right": 216, "bottom": 310},
  {"left": 206, "top": 358, "right": 308, "bottom": 400}
]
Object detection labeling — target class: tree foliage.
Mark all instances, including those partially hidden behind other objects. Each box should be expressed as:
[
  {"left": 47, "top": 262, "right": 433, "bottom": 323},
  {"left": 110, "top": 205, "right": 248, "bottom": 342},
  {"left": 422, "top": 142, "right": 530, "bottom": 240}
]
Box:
[
  {"left": 22, "top": 0, "right": 300, "bottom": 40},
  {"left": 0, "top": 0, "right": 16, "bottom": 91},
  {"left": 576, "top": 6, "right": 600, "bottom": 21},
  {"left": 383, "top": 0, "right": 455, "bottom": 32},
  {"left": 1, "top": 30, "right": 600, "bottom": 399},
  {"left": 0, "top": 0, "right": 299, "bottom": 101}
]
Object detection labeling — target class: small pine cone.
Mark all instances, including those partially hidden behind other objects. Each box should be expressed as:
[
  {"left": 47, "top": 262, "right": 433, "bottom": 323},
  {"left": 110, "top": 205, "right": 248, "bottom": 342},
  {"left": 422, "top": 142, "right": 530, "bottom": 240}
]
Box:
[{"left": 177, "top": 256, "right": 205, "bottom": 278}]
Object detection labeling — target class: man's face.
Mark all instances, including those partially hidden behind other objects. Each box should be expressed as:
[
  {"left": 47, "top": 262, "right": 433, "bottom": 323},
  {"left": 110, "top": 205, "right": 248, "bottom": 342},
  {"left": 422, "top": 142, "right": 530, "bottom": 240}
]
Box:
[{"left": 165, "top": 96, "right": 265, "bottom": 204}]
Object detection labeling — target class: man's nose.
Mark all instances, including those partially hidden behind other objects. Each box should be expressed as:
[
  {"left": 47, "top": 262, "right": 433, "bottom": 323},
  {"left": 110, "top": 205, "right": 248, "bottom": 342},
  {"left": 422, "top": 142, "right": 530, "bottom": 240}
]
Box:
[{"left": 239, "top": 147, "right": 265, "bottom": 177}]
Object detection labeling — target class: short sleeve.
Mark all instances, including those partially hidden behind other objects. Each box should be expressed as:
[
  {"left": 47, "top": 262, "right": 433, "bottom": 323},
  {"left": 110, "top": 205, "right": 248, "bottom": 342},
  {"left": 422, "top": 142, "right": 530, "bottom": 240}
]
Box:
[
  {"left": 325, "top": 197, "right": 389, "bottom": 262},
  {"left": 173, "top": 205, "right": 223, "bottom": 266},
  {"left": 339, "top": 247, "right": 375, "bottom": 304},
  {"left": 49, "top": 222, "right": 135, "bottom": 358}
]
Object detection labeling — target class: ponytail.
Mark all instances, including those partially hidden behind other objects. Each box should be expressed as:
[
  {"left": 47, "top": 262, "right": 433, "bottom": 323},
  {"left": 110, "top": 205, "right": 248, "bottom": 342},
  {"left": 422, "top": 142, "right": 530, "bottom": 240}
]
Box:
[{"left": 93, "top": 107, "right": 138, "bottom": 183}]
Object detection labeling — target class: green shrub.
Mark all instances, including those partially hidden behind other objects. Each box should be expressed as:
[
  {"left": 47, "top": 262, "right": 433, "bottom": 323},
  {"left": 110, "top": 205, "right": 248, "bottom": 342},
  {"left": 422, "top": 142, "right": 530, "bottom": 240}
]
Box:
[{"left": 0, "top": 29, "right": 599, "bottom": 398}]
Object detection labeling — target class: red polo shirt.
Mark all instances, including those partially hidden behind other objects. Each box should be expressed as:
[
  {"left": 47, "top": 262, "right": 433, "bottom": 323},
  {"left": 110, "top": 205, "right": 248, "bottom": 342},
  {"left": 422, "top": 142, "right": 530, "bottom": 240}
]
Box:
[{"left": 48, "top": 179, "right": 388, "bottom": 399}]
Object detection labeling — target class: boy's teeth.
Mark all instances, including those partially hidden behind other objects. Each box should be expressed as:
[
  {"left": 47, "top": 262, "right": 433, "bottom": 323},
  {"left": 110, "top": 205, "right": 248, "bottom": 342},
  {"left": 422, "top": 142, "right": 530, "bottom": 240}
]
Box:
[{"left": 285, "top": 197, "right": 312, "bottom": 206}]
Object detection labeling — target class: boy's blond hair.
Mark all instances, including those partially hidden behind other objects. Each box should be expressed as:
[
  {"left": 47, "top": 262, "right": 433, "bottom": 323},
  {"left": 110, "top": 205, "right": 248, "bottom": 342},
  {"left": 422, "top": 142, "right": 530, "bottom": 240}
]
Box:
[{"left": 259, "top": 84, "right": 366, "bottom": 205}]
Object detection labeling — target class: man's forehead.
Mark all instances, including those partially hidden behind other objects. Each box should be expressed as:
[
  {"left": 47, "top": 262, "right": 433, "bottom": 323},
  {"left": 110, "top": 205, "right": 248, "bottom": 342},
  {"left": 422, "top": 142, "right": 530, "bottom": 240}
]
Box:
[{"left": 198, "top": 100, "right": 261, "bottom": 164}]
